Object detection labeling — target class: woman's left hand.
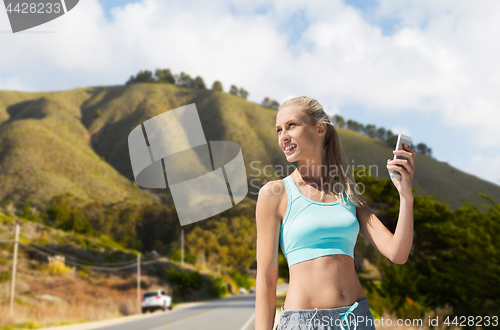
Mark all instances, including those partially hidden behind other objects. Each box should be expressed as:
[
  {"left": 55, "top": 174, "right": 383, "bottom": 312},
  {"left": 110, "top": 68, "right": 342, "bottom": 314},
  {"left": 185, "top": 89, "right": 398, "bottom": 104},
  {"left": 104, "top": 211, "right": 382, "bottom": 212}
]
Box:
[{"left": 387, "top": 143, "right": 416, "bottom": 199}]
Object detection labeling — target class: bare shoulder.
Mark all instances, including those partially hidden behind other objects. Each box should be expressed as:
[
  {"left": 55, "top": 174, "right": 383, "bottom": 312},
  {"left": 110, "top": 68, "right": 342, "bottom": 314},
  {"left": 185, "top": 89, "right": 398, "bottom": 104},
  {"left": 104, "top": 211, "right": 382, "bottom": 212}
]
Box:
[
  {"left": 256, "top": 179, "right": 287, "bottom": 225},
  {"left": 258, "top": 179, "right": 286, "bottom": 200}
]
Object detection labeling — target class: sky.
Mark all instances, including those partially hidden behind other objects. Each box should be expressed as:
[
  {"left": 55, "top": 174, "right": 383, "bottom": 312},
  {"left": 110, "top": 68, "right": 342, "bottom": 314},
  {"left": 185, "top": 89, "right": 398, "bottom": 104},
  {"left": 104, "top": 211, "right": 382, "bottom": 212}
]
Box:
[{"left": 0, "top": 0, "right": 499, "bottom": 187}]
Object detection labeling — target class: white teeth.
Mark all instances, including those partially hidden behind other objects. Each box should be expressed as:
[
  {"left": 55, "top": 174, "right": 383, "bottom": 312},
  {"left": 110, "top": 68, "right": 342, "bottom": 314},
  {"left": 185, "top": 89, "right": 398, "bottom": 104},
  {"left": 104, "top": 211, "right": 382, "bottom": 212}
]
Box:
[{"left": 285, "top": 144, "right": 296, "bottom": 151}]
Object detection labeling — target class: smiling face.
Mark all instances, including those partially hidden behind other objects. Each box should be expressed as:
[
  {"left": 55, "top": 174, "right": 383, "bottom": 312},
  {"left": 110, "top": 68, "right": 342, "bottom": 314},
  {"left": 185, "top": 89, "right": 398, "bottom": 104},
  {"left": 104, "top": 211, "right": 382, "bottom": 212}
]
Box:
[{"left": 276, "top": 106, "right": 324, "bottom": 161}]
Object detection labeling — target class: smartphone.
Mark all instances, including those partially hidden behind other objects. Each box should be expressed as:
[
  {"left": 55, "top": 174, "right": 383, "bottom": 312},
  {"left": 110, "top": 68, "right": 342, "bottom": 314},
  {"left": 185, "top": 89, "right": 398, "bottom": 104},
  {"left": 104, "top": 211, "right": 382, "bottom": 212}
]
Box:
[{"left": 390, "top": 134, "right": 412, "bottom": 180}]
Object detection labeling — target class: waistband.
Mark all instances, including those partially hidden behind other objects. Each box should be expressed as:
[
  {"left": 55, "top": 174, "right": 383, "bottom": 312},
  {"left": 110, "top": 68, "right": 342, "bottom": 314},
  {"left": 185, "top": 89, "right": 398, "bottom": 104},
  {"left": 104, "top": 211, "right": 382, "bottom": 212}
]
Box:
[
  {"left": 280, "top": 298, "right": 370, "bottom": 330},
  {"left": 281, "top": 297, "right": 368, "bottom": 314}
]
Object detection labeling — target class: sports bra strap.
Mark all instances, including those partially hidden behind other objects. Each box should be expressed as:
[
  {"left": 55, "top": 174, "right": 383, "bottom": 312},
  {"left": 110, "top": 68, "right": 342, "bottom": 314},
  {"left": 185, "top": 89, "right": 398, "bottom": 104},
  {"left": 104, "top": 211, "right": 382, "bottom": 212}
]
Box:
[{"left": 283, "top": 176, "right": 301, "bottom": 200}]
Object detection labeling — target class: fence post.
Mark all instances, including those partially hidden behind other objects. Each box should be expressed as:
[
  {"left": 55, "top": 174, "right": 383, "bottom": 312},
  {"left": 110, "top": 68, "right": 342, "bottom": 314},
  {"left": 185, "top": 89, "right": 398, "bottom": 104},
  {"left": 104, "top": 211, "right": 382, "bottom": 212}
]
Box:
[
  {"left": 137, "top": 253, "right": 141, "bottom": 313},
  {"left": 9, "top": 223, "right": 20, "bottom": 316}
]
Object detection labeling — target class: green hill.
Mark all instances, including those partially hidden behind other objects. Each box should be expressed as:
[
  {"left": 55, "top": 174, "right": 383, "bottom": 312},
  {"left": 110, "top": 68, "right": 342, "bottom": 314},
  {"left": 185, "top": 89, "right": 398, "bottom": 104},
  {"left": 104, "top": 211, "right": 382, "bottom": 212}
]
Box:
[{"left": 0, "top": 83, "right": 498, "bottom": 211}]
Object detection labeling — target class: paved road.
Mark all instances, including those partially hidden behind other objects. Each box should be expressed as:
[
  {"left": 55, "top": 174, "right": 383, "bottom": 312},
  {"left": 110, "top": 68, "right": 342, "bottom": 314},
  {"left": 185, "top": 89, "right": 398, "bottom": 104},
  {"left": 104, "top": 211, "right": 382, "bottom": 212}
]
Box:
[{"left": 90, "top": 283, "right": 288, "bottom": 330}]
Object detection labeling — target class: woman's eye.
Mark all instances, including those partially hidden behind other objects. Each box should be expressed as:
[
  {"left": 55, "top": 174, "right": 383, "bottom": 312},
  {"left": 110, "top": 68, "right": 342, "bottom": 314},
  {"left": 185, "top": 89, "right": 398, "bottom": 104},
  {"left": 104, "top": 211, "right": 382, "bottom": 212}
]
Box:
[{"left": 277, "top": 123, "right": 294, "bottom": 134}]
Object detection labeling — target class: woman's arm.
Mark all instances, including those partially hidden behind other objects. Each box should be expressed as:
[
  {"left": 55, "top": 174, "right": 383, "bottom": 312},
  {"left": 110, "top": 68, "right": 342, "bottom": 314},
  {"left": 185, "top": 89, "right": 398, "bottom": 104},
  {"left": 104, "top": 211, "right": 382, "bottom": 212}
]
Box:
[
  {"left": 255, "top": 180, "right": 284, "bottom": 330},
  {"left": 357, "top": 193, "right": 413, "bottom": 264},
  {"left": 357, "top": 143, "right": 416, "bottom": 264}
]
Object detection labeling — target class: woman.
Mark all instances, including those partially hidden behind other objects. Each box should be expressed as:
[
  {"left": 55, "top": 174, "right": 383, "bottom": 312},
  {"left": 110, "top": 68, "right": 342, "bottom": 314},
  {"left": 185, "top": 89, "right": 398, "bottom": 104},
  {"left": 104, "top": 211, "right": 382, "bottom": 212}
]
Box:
[{"left": 255, "top": 96, "right": 415, "bottom": 330}]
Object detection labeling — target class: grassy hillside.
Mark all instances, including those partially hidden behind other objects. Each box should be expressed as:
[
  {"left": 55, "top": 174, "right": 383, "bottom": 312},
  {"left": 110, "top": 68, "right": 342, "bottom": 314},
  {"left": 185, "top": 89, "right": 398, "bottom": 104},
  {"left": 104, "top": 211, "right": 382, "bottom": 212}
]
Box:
[
  {"left": 0, "top": 88, "right": 158, "bottom": 208},
  {"left": 0, "top": 83, "right": 498, "bottom": 212}
]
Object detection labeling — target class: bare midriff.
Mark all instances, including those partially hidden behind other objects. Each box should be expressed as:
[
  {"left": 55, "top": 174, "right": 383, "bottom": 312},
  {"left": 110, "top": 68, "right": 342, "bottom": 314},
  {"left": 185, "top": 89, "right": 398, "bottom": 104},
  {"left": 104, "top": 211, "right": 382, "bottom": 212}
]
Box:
[{"left": 282, "top": 255, "right": 367, "bottom": 311}]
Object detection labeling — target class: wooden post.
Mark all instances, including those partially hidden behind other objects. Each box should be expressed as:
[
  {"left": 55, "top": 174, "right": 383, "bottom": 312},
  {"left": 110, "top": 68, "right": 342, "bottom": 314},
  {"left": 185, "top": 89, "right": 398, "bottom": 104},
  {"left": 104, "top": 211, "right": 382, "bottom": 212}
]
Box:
[
  {"left": 137, "top": 253, "right": 141, "bottom": 313},
  {"left": 9, "top": 223, "right": 20, "bottom": 315},
  {"left": 181, "top": 228, "right": 184, "bottom": 268}
]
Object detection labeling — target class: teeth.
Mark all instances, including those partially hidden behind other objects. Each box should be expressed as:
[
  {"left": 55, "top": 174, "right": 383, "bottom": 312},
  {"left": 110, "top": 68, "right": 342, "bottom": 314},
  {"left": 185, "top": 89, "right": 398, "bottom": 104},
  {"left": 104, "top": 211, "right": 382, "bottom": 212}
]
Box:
[{"left": 285, "top": 144, "right": 296, "bottom": 151}]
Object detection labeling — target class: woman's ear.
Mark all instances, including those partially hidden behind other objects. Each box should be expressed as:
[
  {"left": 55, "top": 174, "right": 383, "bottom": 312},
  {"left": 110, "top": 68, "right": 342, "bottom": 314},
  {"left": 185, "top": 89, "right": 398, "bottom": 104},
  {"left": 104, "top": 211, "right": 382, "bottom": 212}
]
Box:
[{"left": 317, "top": 122, "right": 327, "bottom": 136}]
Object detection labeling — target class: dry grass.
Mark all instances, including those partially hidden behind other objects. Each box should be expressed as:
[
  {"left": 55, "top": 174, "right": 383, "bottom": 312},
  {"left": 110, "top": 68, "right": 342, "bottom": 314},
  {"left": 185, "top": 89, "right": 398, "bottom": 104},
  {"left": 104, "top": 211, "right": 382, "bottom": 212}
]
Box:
[
  {"left": 0, "top": 297, "right": 138, "bottom": 329},
  {"left": 0, "top": 268, "right": 167, "bottom": 329}
]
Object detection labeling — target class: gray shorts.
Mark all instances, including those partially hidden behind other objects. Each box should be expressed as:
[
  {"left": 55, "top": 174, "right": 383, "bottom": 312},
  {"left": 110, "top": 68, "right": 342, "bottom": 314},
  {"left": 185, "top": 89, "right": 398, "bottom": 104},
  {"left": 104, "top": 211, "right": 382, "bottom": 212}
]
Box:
[{"left": 277, "top": 297, "right": 376, "bottom": 330}]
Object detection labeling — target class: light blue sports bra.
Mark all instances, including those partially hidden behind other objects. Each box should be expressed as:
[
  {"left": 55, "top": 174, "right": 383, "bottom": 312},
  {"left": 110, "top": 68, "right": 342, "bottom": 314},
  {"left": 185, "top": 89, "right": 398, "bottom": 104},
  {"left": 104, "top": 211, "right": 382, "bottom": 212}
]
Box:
[{"left": 279, "top": 175, "right": 360, "bottom": 268}]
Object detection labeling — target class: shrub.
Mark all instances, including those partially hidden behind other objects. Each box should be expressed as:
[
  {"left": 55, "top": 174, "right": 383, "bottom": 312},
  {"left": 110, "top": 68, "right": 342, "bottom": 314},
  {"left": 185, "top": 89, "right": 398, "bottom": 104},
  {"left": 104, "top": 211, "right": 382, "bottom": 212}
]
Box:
[
  {"left": 169, "top": 249, "right": 197, "bottom": 264},
  {"left": 164, "top": 268, "right": 203, "bottom": 299},
  {"left": 48, "top": 260, "right": 73, "bottom": 275},
  {"left": 77, "top": 266, "right": 92, "bottom": 279},
  {"left": 229, "top": 269, "right": 250, "bottom": 290},
  {"left": 208, "top": 274, "right": 228, "bottom": 297}
]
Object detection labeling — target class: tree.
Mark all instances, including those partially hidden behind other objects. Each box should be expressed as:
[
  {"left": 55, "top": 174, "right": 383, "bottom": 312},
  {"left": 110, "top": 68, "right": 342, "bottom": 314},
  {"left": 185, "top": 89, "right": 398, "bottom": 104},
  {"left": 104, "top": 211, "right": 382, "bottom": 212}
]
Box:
[
  {"left": 270, "top": 100, "right": 280, "bottom": 110},
  {"left": 376, "top": 127, "right": 387, "bottom": 141},
  {"left": 193, "top": 76, "right": 206, "bottom": 89},
  {"left": 155, "top": 68, "right": 175, "bottom": 84},
  {"left": 416, "top": 143, "right": 432, "bottom": 157},
  {"left": 332, "top": 114, "right": 345, "bottom": 128},
  {"left": 125, "top": 70, "right": 155, "bottom": 84},
  {"left": 135, "top": 70, "right": 154, "bottom": 83},
  {"left": 262, "top": 97, "right": 280, "bottom": 110},
  {"left": 212, "top": 81, "right": 223, "bottom": 92},
  {"left": 238, "top": 88, "right": 249, "bottom": 99},
  {"left": 365, "top": 124, "right": 377, "bottom": 138},
  {"left": 386, "top": 130, "right": 398, "bottom": 147},
  {"left": 346, "top": 119, "right": 357, "bottom": 131},
  {"left": 125, "top": 75, "right": 135, "bottom": 85},
  {"left": 416, "top": 143, "right": 426, "bottom": 155},
  {"left": 229, "top": 85, "right": 238, "bottom": 95},
  {"left": 178, "top": 72, "right": 193, "bottom": 88}
]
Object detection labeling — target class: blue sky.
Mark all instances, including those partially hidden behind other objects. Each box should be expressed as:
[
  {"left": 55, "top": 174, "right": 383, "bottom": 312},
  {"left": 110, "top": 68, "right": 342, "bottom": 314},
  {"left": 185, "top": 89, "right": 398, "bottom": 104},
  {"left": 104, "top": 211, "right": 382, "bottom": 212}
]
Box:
[
  {"left": 99, "top": 0, "right": 140, "bottom": 21},
  {"left": 1, "top": 0, "right": 499, "bottom": 188},
  {"left": 345, "top": 0, "right": 401, "bottom": 36}
]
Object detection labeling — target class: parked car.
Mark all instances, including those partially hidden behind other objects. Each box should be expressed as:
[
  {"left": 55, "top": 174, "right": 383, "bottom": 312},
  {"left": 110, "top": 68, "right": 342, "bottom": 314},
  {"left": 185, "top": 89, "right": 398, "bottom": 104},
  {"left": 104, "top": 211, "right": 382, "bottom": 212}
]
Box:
[
  {"left": 141, "top": 290, "right": 172, "bottom": 313},
  {"left": 249, "top": 287, "right": 256, "bottom": 293},
  {"left": 239, "top": 287, "right": 247, "bottom": 294}
]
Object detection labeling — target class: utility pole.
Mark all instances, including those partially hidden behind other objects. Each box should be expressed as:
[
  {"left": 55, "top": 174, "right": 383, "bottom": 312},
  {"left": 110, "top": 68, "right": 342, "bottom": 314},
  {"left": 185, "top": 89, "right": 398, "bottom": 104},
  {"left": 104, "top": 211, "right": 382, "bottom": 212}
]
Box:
[
  {"left": 9, "top": 223, "right": 20, "bottom": 316},
  {"left": 137, "top": 253, "right": 141, "bottom": 313},
  {"left": 181, "top": 228, "right": 184, "bottom": 268}
]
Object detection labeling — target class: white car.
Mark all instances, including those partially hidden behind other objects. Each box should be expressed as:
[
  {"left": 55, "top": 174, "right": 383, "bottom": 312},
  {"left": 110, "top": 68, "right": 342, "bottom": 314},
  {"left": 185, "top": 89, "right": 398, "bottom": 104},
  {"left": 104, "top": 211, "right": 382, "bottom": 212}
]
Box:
[
  {"left": 141, "top": 290, "right": 172, "bottom": 313},
  {"left": 239, "top": 287, "right": 247, "bottom": 294}
]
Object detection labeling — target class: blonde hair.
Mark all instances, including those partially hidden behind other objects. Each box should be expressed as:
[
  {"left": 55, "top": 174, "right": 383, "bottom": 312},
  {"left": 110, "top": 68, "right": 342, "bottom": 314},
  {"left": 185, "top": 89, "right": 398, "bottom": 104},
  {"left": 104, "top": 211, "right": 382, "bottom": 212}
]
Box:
[{"left": 278, "top": 96, "right": 366, "bottom": 208}]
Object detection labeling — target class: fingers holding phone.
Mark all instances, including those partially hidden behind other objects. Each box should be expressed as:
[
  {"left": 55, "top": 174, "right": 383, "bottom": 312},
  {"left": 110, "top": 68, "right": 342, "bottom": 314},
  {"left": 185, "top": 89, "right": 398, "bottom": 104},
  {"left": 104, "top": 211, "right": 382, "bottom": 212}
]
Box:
[
  {"left": 388, "top": 145, "right": 416, "bottom": 176},
  {"left": 388, "top": 134, "right": 413, "bottom": 180}
]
